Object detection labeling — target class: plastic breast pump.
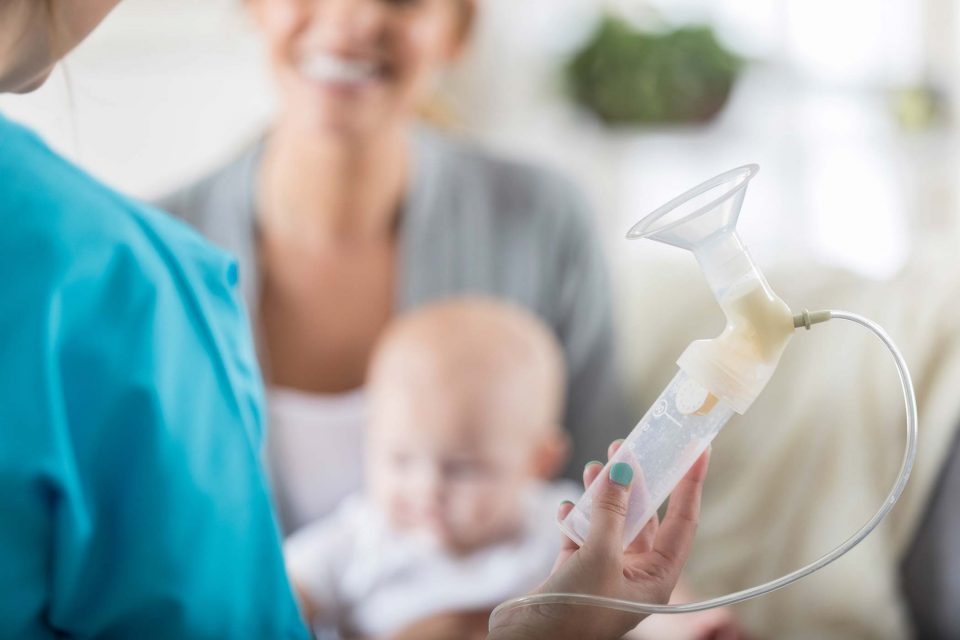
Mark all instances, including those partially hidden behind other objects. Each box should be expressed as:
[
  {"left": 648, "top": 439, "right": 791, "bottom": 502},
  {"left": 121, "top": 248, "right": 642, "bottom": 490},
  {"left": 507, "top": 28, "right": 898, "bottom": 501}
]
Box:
[
  {"left": 492, "top": 164, "right": 918, "bottom": 621},
  {"left": 560, "top": 164, "right": 796, "bottom": 548}
]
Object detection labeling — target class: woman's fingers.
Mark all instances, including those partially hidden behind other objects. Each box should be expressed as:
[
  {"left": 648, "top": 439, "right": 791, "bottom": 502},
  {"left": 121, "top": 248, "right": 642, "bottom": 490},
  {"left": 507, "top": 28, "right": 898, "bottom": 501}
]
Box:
[
  {"left": 578, "top": 438, "right": 626, "bottom": 492},
  {"left": 607, "top": 438, "right": 624, "bottom": 461},
  {"left": 583, "top": 460, "right": 604, "bottom": 490},
  {"left": 557, "top": 500, "right": 577, "bottom": 551},
  {"left": 582, "top": 437, "right": 625, "bottom": 491},
  {"left": 627, "top": 511, "right": 659, "bottom": 554},
  {"left": 554, "top": 500, "right": 578, "bottom": 570},
  {"left": 569, "top": 442, "right": 639, "bottom": 557},
  {"left": 583, "top": 461, "right": 635, "bottom": 555},
  {"left": 652, "top": 448, "right": 710, "bottom": 566}
]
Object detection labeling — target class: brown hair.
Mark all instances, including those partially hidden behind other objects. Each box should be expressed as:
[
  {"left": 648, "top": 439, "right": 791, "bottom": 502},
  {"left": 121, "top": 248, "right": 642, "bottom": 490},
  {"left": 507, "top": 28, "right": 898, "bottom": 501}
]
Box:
[
  {"left": 417, "top": 0, "right": 475, "bottom": 129},
  {"left": 453, "top": 0, "right": 475, "bottom": 43}
]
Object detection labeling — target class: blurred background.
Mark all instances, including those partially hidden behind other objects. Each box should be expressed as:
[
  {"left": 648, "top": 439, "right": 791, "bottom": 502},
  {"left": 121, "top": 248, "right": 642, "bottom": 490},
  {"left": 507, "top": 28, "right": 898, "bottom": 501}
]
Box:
[{"left": 2, "top": 0, "right": 958, "bottom": 281}]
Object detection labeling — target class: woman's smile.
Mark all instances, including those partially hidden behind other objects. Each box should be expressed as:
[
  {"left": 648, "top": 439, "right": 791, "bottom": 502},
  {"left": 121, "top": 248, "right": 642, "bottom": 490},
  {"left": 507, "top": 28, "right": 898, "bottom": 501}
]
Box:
[{"left": 299, "top": 51, "right": 390, "bottom": 92}]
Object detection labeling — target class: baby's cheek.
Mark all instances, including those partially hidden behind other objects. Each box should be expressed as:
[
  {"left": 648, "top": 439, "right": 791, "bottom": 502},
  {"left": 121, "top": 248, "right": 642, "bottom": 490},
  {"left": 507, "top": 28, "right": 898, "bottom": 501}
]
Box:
[
  {"left": 464, "top": 485, "right": 512, "bottom": 528},
  {"left": 384, "top": 492, "right": 420, "bottom": 531},
  {"left": 369, "top": 471, "right": 409, "bottom": 525}
]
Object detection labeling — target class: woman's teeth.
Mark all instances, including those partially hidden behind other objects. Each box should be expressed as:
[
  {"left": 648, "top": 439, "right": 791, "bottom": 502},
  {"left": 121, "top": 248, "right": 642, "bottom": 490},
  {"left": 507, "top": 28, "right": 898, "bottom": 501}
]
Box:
[{"left": 301, "top": 54, "right": 380, "bottom": 85}]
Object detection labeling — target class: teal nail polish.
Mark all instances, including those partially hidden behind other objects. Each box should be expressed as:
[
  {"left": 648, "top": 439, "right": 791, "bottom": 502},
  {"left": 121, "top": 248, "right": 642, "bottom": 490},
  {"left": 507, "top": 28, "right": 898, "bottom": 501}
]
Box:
[
  {"left": 585, "top": 460, "right": 603, "bottom": 468},
  {"left": 609, "top": 462, "right": 634, "bottom": 487}
]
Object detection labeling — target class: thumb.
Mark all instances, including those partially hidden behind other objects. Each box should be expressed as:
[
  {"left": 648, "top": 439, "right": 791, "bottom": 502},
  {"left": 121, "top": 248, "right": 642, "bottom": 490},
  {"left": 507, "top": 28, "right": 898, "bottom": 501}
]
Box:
[{"left": 583, "top": 461, "right": 634, "bottom": 556}]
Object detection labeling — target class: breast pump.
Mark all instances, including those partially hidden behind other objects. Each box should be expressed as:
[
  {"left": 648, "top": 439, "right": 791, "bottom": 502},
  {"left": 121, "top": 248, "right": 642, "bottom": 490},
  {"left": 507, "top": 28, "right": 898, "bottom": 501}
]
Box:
[{"left": 491, "top": 165, "right": 918, "bottom": 622}]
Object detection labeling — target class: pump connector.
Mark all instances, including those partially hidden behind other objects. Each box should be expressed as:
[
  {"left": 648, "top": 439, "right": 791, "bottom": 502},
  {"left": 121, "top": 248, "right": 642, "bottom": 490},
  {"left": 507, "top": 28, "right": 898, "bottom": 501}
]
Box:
[
  {"left": 627, "top": 165, "right": 794, "bottom": 414},
  {"left": 794, "top": 309, "right": 833, "bottom": 330}
]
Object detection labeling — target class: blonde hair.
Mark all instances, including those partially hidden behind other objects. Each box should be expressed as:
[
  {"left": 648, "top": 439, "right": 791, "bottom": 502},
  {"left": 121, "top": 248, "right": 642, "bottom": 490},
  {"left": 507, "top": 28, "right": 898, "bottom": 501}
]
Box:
[{"left": 369, "top": 297, "right": 567, "bottom": 429}]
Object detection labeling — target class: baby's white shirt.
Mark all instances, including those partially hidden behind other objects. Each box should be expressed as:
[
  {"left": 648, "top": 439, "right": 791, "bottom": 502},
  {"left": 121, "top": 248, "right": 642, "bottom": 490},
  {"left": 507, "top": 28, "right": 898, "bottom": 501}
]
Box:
[{"left": 284, "top": 481, "right": 578, "bottom": 639}]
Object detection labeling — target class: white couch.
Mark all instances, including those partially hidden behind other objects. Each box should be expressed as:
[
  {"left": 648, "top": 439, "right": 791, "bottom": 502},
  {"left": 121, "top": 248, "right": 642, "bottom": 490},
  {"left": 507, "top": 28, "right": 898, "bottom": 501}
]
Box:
[{"left": 613, "top": 251, "right": 960, "bottom": 639}]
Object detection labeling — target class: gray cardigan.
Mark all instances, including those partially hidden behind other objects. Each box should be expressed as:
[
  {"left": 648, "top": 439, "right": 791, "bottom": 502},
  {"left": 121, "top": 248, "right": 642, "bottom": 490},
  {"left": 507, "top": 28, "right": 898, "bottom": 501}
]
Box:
[{"left": 158, "top": 127, "right": 632, "bottom": 475}]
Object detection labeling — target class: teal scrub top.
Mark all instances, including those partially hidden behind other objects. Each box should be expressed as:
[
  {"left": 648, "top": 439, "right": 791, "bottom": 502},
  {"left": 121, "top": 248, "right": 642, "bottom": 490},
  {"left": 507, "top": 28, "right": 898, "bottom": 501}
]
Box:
[{"left": 0, "top": 114, "right": 308, "bottom": 639}]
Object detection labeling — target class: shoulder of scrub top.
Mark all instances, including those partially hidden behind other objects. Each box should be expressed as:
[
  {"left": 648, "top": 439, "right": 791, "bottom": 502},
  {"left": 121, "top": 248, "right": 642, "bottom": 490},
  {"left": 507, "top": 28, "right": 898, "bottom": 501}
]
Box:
[
  {"left": 0, "top": 113, "right": 241, "bottom": 307},
  {"left": 0, "top": 114, "right": 261, "bottom": 437}
]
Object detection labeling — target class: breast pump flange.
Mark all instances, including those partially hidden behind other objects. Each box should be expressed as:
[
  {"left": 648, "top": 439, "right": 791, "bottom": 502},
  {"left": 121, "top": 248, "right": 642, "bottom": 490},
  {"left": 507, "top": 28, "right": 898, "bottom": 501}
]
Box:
[{"left": 490, "top": 165, "right": 919, "bottom": 624}]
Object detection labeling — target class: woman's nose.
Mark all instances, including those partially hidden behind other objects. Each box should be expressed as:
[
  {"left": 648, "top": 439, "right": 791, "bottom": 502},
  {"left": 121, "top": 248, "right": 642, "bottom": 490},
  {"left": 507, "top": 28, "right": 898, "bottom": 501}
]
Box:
[{"left": 310, "top": 0, "right": 386, "bottom": 51}]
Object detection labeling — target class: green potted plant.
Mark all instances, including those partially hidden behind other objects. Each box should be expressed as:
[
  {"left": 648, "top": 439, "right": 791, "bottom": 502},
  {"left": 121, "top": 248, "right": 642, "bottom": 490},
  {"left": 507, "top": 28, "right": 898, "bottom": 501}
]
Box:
[{"left": 566, "top": 15, "right": 744, "bottom": 126}]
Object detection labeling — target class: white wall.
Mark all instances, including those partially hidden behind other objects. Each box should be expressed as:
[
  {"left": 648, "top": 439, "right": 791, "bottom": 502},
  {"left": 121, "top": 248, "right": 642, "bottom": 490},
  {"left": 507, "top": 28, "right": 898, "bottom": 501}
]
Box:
[
  {"left": 0, "top": 0, "right": 274, "bottom": 198},
  {"left": 3, "top": 0, "right": 958, "bottom": 280},
  {"left": 448, "top": 0, "right": 960, "bottom": 279}
]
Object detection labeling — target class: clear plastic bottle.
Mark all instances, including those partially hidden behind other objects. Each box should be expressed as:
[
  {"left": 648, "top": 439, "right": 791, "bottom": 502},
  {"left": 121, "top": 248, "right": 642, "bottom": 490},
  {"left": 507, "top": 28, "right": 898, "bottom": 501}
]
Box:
[{"left": 559, "top": 371, "right": 735, "bottom": 548}]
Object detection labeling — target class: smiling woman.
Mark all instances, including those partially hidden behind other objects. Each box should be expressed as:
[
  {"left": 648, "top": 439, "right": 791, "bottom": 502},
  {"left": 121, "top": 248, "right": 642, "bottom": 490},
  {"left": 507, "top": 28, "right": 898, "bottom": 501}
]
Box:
[
  {"left": 246, "top": 0, "right": 472, "bottom": 135},
  {"left": 160, "top": 0, "right": 632, "bottom": 538}
]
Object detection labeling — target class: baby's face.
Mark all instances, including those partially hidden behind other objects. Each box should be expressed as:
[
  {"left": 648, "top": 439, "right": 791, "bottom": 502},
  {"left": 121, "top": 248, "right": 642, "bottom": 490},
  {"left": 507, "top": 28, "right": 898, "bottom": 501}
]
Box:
[{"left": 367, "top": 375, "right": 544, "bottom": 554}]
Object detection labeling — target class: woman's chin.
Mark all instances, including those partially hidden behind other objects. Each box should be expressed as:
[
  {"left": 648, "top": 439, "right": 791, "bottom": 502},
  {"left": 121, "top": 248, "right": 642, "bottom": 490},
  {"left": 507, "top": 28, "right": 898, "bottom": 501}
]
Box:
[
  {"left": 1, "top": 64, "right": 53, "bottom": 95},
  {"left": 16, "top": 70, "right": 52, "bottom": 94},
  {"left": 283, "top": 84, "right": 401, "bottom": 139},
  {"left": 300, "top": 108, "right": 391, "bottom": 141}
]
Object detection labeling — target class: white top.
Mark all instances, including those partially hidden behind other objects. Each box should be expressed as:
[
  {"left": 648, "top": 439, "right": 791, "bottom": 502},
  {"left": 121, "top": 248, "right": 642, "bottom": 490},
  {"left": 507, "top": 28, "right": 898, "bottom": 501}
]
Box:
[
  {"left": 285, "top": 481, "right": 579, "bottom": 639},
  {"left": 266, "top": 386, "right": 368, "bottom": 533}
]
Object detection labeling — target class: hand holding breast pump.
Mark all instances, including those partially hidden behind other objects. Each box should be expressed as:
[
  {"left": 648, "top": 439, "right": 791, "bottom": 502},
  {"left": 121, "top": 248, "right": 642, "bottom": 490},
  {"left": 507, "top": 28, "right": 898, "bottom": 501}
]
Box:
[{"left": 491, "top": 165, "right": 918, "bottom": 622}]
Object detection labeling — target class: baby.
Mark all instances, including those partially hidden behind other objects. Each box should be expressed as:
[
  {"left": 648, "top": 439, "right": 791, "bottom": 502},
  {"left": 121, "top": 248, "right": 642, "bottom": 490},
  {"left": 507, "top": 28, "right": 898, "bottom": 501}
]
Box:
[{"left": 284, "top": 297, "right": 576, "bottom": 639}]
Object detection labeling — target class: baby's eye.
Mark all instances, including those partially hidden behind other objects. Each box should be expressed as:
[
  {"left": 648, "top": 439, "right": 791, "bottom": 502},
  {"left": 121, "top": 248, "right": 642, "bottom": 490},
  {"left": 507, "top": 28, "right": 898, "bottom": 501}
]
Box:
[
  {"left": 391, "top": 452, "right": 413, "bottom": 469},
  {"left": 443, "top": 460, "right": 489, "bottom": 480},
  {"left": 380, "top": 0, "right": 423, "bottom": 8}
]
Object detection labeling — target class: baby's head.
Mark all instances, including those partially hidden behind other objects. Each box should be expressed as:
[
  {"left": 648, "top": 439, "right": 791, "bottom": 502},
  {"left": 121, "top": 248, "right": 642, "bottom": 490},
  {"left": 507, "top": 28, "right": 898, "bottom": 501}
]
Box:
[{"left": 366, "top": 298, "right": 569, "bottom": 554}]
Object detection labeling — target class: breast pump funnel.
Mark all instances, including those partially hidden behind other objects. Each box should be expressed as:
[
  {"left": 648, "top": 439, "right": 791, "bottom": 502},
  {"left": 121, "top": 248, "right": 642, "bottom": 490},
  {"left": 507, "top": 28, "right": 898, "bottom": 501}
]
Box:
[
  {"left": 560, "top": 164, "right": 795, "bottom": 548},
  {"left": 626, "top": 163, "right": 754, "bottom": 251},
  {"left": 629, "top": 164, "right": 794, "bottom": 414}
]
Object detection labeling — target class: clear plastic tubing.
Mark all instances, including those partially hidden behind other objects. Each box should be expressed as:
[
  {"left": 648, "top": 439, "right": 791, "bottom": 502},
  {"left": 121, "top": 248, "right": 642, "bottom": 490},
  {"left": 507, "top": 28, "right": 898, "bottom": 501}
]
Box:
[{"left": 490, "top": 309, "right": 918, "bottom": 622}]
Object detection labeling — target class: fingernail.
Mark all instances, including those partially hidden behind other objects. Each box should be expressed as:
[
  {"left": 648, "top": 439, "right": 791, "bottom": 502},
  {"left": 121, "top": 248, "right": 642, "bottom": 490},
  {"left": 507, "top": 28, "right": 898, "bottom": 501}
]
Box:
[
  {"left": 585, "top": 460, "right": 603, "bottom": 469},
  {"left": 609, "top": 462, "right": 634, "bottom": 487},
  {"left": 613, "top": 438, "right": 625, "bottom": 447},
  {"left": 560, "top": 500, "right": 574, "bottom": 507}
]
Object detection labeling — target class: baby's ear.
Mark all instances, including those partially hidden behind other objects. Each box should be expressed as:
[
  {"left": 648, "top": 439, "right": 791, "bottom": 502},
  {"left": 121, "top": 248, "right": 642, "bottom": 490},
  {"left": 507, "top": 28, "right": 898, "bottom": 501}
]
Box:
[{"left": 531, "top": 429, "right": 571, "bottom": 480}]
